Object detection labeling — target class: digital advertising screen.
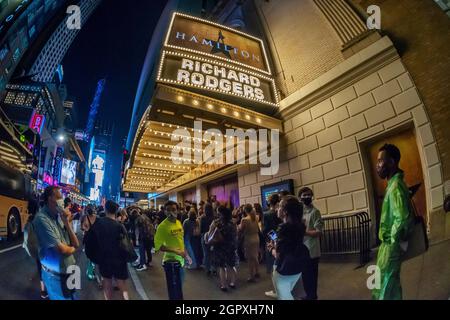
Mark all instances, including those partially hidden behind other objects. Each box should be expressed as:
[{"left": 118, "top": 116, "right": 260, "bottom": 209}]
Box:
[
  {"left": 89, "top": 150, "right": 106, "bottom": 202},
  {"left": 60, "top": 158, "right": 77, "bottom": 186},
  {"left": 260, "top": 179, "right": 294, "bottom": 210}
]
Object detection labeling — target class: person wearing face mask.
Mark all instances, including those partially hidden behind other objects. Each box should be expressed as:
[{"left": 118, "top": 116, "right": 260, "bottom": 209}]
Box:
[
  {"left": 298, "top": 187, "right": 323, "bottom": 300},
  {"left": 372, "top": 144, "right": 414, "bottom": 300},
  {"left": 33, "top": 186, "right": 80, "bottom": 300},
  {"left": 263, "top": 193, "right": 282, "bottom": 299},
  {"left": 154, "top": 200, "right": 192, "bottom": 300}
]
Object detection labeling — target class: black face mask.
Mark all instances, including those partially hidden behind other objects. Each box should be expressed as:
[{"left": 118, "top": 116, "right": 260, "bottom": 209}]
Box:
[{"left": 301, "top": 197, "right": 312, "bottom": 206}]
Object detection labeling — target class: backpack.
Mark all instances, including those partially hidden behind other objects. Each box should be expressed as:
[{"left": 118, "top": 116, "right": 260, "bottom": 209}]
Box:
[
  {"left": 23, "top": 220, "right": 38, "bottom": 259},
  {"left": 139, "top": 215, "right": 155, "bottom": 239},
  {"left": 84, "top": 221, "right": 101, "bottom": 264}
]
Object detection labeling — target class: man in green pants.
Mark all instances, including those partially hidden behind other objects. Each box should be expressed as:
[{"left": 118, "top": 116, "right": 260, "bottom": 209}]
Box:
[{"left": 373, "top": 144, "right": 414, "bottom": 300}]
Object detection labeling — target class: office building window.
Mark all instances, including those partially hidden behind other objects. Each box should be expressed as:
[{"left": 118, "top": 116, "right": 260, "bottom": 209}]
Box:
[
  {"left": 12, "top": 48, "right": 20, "bottom": 63},
  {"left": 0, "top": 45, "right": 8, "bottom": 61}
]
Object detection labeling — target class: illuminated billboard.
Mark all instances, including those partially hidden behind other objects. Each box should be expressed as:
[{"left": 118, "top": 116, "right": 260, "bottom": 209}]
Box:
[
  {"left": 89, "top": 150, "right": 106, "bottom": 202},
  {"left": 260, "top": 179, "right": 294, "bottom": 210},
  {"left": 61, "top": 159, "right": 77, "bottom": 186},
  {"left": 164, "top": 13, "right": 271, "bottom": 74},
  {"left": 157, "top": 51, "right": 278, "bottom": 107},
  {"left": 29, "top": 110, "right": 45, "bottom": 134}
]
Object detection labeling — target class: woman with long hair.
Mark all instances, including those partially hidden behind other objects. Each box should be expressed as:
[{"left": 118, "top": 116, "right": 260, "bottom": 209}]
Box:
[
  {"left": 239, "top": 204, "right": 260, "bottom": 282},
  {"left": 253, "top": 203, "right": 265, "bottom": 263},
  {"left": 209, "top": 206, "right": 238, "bottom": 291},
  {"left": 267, "top": 196, "right": 310, "bottom": 300},
  {"left": 200, "top": 203, "right": 215, "bottom": 274}
]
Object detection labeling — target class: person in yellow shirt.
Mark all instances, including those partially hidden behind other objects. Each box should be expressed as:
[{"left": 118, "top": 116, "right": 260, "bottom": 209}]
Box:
[{"left": 154, "top": 200, "right": 192, "bottom": 300}]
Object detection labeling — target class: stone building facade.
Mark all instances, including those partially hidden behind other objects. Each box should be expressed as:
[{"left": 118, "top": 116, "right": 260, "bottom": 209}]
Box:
[
  {"left": 235, "top": 0, "right": 449, "bottom": 243},
  {"left": 143, "top": 0, "right": 449, "bottom": 244}
]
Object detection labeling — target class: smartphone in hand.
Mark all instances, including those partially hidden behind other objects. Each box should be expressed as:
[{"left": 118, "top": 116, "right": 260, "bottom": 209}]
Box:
[{"left": 267, "top": 230, "right": 278, "bottom": 241}]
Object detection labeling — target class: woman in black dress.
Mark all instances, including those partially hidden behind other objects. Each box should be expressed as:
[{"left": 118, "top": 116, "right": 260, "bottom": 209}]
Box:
[{"left": 209, "top": 206, "right": 238, "bottom": 291}]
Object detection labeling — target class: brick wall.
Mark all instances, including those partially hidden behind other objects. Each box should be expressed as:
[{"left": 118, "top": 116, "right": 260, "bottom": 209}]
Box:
[
  {"left": 351, "top": 0, "right": 450, "bottom": 190},
  {"left": 256, "top": 0, "right": 344, "bottom": 95}
]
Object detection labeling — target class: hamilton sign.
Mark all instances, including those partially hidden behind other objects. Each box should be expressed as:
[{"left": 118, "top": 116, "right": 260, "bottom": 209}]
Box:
[
  {"left": 157, "top": 51, "right": 278, "bottom": 107},
  {"left": 165, "top": 13, "right": 271, "bottom": 74}
]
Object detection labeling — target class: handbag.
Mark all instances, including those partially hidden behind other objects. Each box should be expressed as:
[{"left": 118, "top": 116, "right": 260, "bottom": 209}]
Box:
[
  {"left": 119, "top": 227, "right": 138, "bottom": 263},
  {"left": 401, "top": 197, "right": 429, "bottom": 262},
  {"left": 205, "top": 225, "right": 224, "bottom": 246}
]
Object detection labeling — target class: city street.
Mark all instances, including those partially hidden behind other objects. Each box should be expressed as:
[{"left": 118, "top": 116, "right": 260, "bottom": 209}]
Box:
[
  {"left": 1, "top": 235, "right": 448, "bottom": 300},
  {"left": 0, "top": 0, "right": 449, "bottom": 304}
]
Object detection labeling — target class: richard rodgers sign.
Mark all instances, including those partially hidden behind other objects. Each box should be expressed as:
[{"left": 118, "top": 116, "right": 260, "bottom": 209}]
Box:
[{"left": 157, "top": 51, "right": 278, "bottom": 107}]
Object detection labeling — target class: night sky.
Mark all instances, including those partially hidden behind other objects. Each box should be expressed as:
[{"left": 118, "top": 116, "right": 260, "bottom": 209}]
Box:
[{"left": 62, "top": 0, "right": 167, "bottom": 197}]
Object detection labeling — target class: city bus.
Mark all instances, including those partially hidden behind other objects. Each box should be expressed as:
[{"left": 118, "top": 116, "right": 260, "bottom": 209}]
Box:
[{"left": 0, "top": 158, "right": 33, "bottom": 240}]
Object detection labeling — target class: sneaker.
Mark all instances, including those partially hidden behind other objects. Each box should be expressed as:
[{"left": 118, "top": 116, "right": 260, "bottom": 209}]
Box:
[
  {"left": 220, "top": 286, "right": 228, "bottom": 292},
  {"left": 247, "top": 277, "right": 255, "bottom": 283},
  {"left": 265, "top": 290, "right": 278, "bottom": 299},
  {"left": 229, "top": 283, "right": 236, "bottom": 289},
  {"left": 136, "top": 264, "right": 147, "bottom": 272},
  {"left": 40, "top": 290, "right": 48, "bottom": 299},
  {"left": 146, "top": 262, "right": 153, "bottom": 267},
  {"left": 132, "top": 260, "right": 140, "bottom": 267}
]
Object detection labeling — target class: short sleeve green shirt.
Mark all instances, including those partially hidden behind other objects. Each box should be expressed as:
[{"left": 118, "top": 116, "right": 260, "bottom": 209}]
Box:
[{"left": 154, "top": 218, "right": 185, "bottom": 266}]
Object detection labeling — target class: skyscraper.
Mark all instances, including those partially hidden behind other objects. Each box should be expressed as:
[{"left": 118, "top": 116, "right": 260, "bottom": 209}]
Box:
[
  {"left": 29, "top": 0, "right": 101, "bottom": 82},
  {"left": 0, "top": 0, "right": 67, "bottom": 93}
]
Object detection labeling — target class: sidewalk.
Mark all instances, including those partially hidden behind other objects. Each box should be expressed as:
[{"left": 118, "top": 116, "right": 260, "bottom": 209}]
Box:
[
  {"left": 133, "top": 239, "right": 450, "bottom": 300},
  {"left": 312, "top": 239, "right": 450, "bottom": 300}
]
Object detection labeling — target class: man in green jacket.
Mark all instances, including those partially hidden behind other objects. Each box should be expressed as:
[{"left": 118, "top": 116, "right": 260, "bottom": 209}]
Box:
[{"left": 372, "top": 144, "right": 414, "bottom": 300}]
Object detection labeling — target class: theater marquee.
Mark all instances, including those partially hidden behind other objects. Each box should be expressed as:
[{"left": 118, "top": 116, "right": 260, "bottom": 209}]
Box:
[
  {"left": 164, "top": 12, "right": 271, "bottom": 74},
  {"left": 157, "top": 51, "right": 279, "bottom": 107}
]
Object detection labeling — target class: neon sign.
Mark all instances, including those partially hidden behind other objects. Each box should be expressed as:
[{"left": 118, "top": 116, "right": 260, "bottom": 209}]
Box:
[
  {"left": 157, "top": 51, "right": 279, "bottom": 107},
  {"left": 29, "top": 110, "right": 46, "bottom": 134}
]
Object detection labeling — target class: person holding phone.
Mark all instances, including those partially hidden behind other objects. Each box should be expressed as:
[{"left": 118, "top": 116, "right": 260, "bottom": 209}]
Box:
[
  {"left": 267, "top": 196, "right": 310, "bottom": 300},
  {"left": 263, "top": 194, "right": 282, "bottom": 298},
  {"left": 33, "top": 186, "right": 80, "bottom": 300}
]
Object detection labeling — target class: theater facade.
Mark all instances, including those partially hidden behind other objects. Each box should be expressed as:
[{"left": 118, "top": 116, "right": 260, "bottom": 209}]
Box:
[{"left": 124, "top": 0, "right": 450, "bottom": 244}]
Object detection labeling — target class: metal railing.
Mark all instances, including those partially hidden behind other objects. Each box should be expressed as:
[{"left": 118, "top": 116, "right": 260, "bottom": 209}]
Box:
[{"left": 320, "top": 211, "right": 371, "bottom": 266}]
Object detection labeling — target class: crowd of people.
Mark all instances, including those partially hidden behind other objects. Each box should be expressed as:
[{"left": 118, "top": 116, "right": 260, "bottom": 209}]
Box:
[
  {"left": 22, "top": 144, "right": 450, "bottom": 301},
  {"left": 26, "top": 183, "right": 325, "bottom": 301}
]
